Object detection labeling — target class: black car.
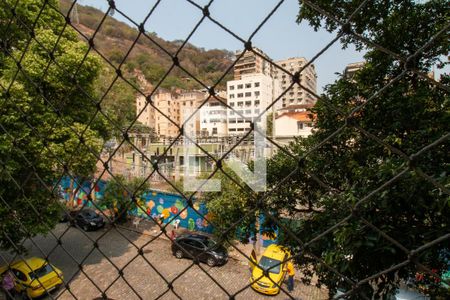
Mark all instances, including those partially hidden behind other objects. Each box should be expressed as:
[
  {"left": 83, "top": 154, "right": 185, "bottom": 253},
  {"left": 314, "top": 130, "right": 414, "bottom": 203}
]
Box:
[
  {"left": 171, "top": 234, "right": 228, "bottom": 267},
  {"left": 70, "top": 208, "right": 105, "bottom": 231}
]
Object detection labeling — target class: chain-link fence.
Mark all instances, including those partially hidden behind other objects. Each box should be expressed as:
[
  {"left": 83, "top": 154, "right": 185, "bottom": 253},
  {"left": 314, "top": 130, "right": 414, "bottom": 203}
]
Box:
[{"left": 1, "top": 0, "right": 449, "bottom": 299}]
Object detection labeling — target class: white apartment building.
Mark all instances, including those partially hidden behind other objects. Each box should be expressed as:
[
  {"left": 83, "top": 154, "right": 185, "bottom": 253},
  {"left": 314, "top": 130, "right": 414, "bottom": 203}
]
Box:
[
  {"left": 200, "top": 96, "right": 228, "bottom": 137},
  {"left": 226, "top": 74, "right": 273, "bottom": 135},
  {"left": 273, "top": 57, "right": 317, "bottom": 110}
]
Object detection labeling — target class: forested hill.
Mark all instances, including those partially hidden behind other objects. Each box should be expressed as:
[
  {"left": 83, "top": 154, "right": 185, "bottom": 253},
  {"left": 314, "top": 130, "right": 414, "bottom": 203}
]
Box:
[{"left": 59, "top": 0, "right": 234, "bottom": 90}]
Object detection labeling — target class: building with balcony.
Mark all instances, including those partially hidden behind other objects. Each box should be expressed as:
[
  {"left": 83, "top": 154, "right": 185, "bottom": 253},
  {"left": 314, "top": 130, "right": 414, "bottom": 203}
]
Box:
[
  {"left": 344, "top": 61, "right": 365, "bottom": 80},
  {"left": 233, "top": 48, "right": 272, "bottom": 80},
  {"left": 273, "top": 57, "right": 317, "bottom": 110},
  {"left": 136, "top": 89, "right": 206, "bottom": 139}
]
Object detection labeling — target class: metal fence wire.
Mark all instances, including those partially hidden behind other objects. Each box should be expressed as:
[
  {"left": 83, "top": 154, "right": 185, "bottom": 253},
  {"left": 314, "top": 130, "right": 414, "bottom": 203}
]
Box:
[{"left": 0, "top": 0, "right": 449, "bottom": 299}]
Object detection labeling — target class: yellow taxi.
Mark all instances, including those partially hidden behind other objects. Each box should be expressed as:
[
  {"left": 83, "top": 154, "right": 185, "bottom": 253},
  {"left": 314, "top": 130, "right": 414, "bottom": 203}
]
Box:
[
  {"left": 0, "top": 257, "right": 64, "bottom": 298},
  {"left": 249, "top": 244, "right": 291, "bottom": 295}
]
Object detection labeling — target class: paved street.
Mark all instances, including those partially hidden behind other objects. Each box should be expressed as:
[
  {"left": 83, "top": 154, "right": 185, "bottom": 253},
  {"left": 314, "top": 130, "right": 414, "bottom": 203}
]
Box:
[{"left": 0, "top": 223, "right": 327, "bottom": 300}]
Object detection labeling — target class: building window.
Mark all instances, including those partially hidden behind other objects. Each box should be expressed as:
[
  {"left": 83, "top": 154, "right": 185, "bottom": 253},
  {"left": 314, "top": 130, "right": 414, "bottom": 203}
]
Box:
[
  {"left": 229, "top": 128, "right": 236, "bottom": 132},
  {"left": 230, "top": 102, "right": 235, "bottom": 107},
  {"left": 229, "top": 85, "right": 234, "bottom": 90},
  {"left": 245, "top": 83, "right": 251, "bottom": 88},
  {"left": 254, "top": 82, "right": 260, "bottom": 87},
  {"left": 212, "top": 128, "right": 217, "bottom": 134},
  {"left": 237, "top": 93, "right": 243, "bottom": 98},
  {"left": 245, "top": 92, "right": 251, "bottom": 97},
  {"left": 297, "top": 121, "right": 304, "bottom": 130},
  {"left": 255, "top": 109, "right": 260, "bottom": 114},
  {"left": 245, "top": 101, "right": 251, "bottom": 106},
  {"left": 229, "top": 94, "right": 235, "bottom": 99},
  {"left": 255, "top": 91, "right": 260, "bottom": 97},
  {"left": 229, "top": 118, "right": 236, "bottom": 123},
  {"left": 237, "top": 102, "right": 243, "bottom": 107},
  {"left": 237, "top": 84, "right": 243, "bottom": 89},
  {"left": 245, "top": 109, "right": 252, "bottom": 114},
  {"left": 254, "top": 100, "right": 260, "bottom": 106}
]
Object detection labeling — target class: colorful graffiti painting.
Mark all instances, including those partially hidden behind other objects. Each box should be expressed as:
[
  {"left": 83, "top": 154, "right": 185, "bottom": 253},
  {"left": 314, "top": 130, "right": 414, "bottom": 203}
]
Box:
[
  {"left": 57, "top": 177, "right": 213, "bottom": 233},
  {"left": 58, "top": 177, "right": 105, "bottom": 207},
  {"left": 134, "top": 191, "right": 213, "bottom": 233}
]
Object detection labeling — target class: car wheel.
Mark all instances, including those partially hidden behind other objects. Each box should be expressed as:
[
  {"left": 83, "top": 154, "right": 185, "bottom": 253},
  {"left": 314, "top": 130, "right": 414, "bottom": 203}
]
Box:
[
  {"left": 206, "top": 257, "right": 216, "bottom": 267},
  {"left": 175, "top": 250, "right": 184, "bottom": 259},
  {"left": 82, "top": 224, "right": 89, "bottom": 231}
]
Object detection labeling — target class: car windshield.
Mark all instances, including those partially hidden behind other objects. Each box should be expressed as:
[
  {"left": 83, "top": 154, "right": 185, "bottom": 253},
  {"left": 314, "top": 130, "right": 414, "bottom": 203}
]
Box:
[
  {"left": 29, "top": 264, "right": 53, "bottom": 280},
  {"left": 259, "top": 256, "right": 281, "bottom": 274}
]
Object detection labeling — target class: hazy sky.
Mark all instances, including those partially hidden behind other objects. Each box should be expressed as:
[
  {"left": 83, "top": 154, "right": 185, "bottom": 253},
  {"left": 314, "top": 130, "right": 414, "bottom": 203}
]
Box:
[{"left": 79, "top": 0, "right": 366, "bottom": 92}]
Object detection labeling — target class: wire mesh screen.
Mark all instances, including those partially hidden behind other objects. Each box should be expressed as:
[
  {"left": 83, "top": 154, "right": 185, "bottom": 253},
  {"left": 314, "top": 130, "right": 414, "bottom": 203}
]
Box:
[{"left": 0, "top": 0, "right": 449, "bottom": 299}]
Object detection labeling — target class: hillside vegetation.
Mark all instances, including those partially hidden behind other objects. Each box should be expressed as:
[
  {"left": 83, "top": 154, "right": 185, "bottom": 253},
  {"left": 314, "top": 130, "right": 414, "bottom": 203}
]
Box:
[
  {"left": 59, "top": 0, "right": 234, "bottom": 132},
  {"left": 59, "top": 0, "right": 233, "bottom": 90}
]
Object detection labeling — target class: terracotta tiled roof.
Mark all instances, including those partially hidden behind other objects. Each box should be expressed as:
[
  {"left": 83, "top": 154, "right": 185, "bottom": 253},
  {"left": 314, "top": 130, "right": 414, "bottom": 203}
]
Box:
[{"left": 276, "top": 111, "right": 315, "bottom": 122}]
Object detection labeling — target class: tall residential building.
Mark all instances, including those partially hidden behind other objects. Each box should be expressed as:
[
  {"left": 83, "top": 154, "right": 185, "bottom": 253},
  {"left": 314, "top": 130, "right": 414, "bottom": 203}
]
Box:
[
  {"left": 344, "top": 61, "right": 365, "bottom": 80},
  {"left": 136, "top": 93, "right": 156, "bottom": 130},
  {"left": 233, "top": 48, "right": 272, "bottom": 80},
  {"left": 226, "top": 74, "right": 273, "bottom": 135},
  {"left": 273, "top": 57, "right": 317, "bottom": 109},
  {"left": 136, "top": 89, "right": 206, "bottom": 138}
]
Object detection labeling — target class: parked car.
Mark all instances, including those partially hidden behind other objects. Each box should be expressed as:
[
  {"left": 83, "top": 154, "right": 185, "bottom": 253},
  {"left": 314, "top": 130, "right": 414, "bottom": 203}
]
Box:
[
  {"left": 171, "top": 234, "right": 228, "bottom": 267},
  {"left": 70, "top": 208, "right": 105, "bottom": 231},
  {"left": 0, "top": 257, "right": 63, "bottom": 299},
  {"left": 249, "top": 244, "right": 291, "bottom": 295}
]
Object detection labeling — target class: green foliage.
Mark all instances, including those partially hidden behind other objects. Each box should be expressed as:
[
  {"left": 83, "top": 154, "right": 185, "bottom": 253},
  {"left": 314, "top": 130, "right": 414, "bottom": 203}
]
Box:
[
  {"left": 0, "top": 0, "right": 103, "bottom": 252},
  {"left": 203, "top": 166, "right": 257, "bottom": 243},
  {"left": 99, "top": 175, "right": 150, "bottom": 224},
  {"left": 95, "top": 65, "right": 136, "bottom": 135},
  {"left": 260, "top": 0, "right": 450, "bottom": 298}
]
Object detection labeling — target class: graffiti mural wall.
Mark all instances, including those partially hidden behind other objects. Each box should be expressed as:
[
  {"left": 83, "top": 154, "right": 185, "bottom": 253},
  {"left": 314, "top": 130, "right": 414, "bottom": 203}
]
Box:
[
  {"left": 58, "top": 177, "right": 105, "bottom": 207},
  {"left": 57, "top": 177, "right": 213, "bottom": 233},
  {"left": 133, "top": 191, "right": 213, "bottom": 233}
]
